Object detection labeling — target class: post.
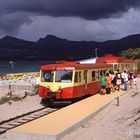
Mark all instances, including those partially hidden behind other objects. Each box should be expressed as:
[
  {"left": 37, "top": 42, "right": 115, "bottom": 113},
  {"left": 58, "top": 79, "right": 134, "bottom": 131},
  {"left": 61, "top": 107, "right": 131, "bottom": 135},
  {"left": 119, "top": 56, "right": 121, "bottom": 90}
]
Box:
[
  {"left": 95, "top": 48, "right": 98, "bottom": 58},
  {"left": 116, "top": 97, "right": 119, "bottom": 106},
  {"left": 8, "top": 85, "right": 12, "bottom": 97}
]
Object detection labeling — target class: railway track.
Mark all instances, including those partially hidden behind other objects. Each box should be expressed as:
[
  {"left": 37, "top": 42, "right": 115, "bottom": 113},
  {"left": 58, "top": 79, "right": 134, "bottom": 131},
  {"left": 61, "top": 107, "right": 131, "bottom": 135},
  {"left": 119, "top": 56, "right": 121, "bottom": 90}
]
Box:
[{"left": 0, "top": 107, "right": 57, "bottom": 135}]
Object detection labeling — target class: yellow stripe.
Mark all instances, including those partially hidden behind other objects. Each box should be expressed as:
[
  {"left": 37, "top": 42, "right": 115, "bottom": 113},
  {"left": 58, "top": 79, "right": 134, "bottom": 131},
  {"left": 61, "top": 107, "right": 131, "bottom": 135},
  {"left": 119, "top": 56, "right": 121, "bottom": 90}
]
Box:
[{"left": 40, "top": 82, "right": 73, "bottom": 92}]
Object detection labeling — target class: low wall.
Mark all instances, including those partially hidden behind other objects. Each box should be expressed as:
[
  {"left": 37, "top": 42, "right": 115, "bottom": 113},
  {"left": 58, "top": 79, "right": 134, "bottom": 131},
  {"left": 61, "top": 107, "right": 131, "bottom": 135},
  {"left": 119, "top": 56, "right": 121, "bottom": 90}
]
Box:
[{"left": 0, "top": 85, "right": 34, "bottom": 92}]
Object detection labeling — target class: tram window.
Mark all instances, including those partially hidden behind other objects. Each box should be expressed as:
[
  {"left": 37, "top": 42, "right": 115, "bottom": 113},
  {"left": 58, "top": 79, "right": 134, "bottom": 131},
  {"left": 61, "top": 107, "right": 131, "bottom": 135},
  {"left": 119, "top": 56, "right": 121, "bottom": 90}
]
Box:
[
  {"left": 79, "top": 71, "right": 81, "bottom": 82},
  {"left": 95, "top": 71, "right": 100, "bottom": 81},
  {"left": 103, "top": 70, "right": 106, "bottom": 75},
  {"left": 122, "top": 64, "right": 124, "bottom": 71},
  {"left": 109, "top": 69, "right": 113, "bottom": 74},
  {"left": 106, "top": 69, "right": 109, "bottom": 73},
  {"left": 100, "top": 70, "right": 103, "bottom": 76},
  {"left": 84, "top": 70, "right": 88, "bottom": 83},
  {"left": 83, "top": 70, "right": 86, "bottom": 80},
  {"left": 74, "top": 72, "right": 78, "bottom": 83},
  {"left": 130, "top": 64, "right": 133, "bottom": 69},
  {"left": 55, "top": 70, "right": 73, "bottom": 83},
  {"left": 114, "top": 64, "right": 118, "bottom": 71},
  {"left": 92, "top": 71, "right": 95, "bottom": 81},
  {"left": 118, "top": 65, "right": 120, "bottom": 70},
  {"left": 41, "top": 70, "right": 54, "bottom": 82}
]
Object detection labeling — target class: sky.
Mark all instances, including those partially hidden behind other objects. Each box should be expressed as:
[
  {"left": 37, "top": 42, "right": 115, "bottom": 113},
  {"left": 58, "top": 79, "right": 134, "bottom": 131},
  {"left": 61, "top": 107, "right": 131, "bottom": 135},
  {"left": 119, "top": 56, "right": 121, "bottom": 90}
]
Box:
[{"left": 0, "top": 0, "right": 140, "bottom": 42}]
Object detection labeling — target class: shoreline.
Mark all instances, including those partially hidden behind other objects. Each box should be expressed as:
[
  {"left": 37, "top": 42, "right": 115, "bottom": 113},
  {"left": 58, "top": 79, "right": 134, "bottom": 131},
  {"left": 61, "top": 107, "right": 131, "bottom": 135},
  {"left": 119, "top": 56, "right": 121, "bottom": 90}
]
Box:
[{"left": 0, "top": 72, "right": 40, "bottom": 85}]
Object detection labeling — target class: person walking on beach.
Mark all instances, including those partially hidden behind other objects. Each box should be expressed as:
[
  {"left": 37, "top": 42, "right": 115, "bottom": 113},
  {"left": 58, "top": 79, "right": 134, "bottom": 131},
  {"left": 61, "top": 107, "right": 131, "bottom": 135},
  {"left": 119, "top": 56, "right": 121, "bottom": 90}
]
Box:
[
  {"left": 100, "top": 73, "right": 107, "bottom": 95},
  {"left": 123, "top": 71, "right": 128, "bottom": 91}
]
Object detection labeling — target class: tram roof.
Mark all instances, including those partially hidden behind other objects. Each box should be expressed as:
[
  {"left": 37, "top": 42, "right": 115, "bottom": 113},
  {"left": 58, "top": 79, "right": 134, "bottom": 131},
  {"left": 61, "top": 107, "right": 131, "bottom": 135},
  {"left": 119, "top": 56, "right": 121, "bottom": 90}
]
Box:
[
  {"left": 40, "top": 62, "right": 112, "bottom": 70},
  {"left": 96, "top": 54, "right": 136, "bottom": 64},
  {"left": 78, "top": 58, "right": 97, "bottom": 64}
]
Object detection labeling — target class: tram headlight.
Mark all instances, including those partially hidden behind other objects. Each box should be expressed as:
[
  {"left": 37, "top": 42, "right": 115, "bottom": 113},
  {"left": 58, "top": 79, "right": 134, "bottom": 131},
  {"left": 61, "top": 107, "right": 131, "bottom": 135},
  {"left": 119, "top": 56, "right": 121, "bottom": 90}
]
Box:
[
  {"left": 47, "top": 86, "right": 50, "bottom": 89},
  {"left": 58, "top": 86, "right": 61, "bottom": 90}
]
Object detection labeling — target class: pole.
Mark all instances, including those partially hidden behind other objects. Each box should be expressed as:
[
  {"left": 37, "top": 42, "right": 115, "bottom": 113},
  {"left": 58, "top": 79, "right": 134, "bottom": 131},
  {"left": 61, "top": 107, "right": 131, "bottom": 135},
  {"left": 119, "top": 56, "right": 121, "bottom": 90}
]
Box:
[
  {"left": 115, "top": 97, "right": 119, "bottom": 106},
  {"left": 95, "top": 48, "right": 98, "bottom": 58}
]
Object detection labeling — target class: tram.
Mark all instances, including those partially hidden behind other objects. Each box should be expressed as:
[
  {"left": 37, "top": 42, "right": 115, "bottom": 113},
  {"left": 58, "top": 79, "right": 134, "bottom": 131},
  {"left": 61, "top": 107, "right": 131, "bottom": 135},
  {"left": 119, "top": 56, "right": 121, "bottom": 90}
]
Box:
[
  {"left": 38, "top": 61, "right": 112, "bottom": 105},
  {"left": 96, "top": 54, "right": 138, "bottom": 73}
]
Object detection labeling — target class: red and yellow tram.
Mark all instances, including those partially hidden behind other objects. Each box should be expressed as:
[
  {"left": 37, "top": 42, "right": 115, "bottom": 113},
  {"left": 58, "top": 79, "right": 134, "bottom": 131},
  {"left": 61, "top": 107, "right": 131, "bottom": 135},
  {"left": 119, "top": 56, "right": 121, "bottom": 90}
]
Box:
[
  {"left": 39, "top": 61, "right": 112, "bottom": 105},
  {"left": 96, "top": 54, "right": 138, "bottom": 73}
]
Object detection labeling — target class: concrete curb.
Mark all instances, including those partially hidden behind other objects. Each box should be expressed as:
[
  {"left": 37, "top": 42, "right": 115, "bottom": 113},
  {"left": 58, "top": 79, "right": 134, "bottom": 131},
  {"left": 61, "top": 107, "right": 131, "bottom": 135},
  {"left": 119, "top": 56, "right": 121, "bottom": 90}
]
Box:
[{"left": 6, "top": 92, "right": 125, "bottom": 140}]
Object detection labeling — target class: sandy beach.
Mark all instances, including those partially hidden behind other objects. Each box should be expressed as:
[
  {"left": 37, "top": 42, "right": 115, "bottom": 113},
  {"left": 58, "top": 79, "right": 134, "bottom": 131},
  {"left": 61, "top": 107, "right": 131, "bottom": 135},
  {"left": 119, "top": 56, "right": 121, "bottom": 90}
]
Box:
[
  {"left": 0, "top": 72, "right": 40, "bottom": 98},
  {"left": 0, "top": 78, "right": 140, "bottom": 140},
  {"left": 0, "top": 95, "right": 43, "bottom": 140}
]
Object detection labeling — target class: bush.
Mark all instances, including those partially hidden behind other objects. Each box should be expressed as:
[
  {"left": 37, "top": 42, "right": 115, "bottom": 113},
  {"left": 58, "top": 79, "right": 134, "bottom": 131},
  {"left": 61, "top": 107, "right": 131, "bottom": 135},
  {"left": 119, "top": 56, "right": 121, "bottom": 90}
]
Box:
[
  {"left": 0, "top": 96, "right": 10, "bottom": 105},
  {"left": 32, "top": 84, "right": 39, "bottom": 94}
]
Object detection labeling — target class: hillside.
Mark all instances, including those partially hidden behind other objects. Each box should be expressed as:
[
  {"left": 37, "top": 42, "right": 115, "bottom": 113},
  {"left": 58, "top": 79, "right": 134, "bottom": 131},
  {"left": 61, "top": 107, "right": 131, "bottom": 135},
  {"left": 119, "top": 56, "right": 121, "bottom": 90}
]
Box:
[{"left": 0, "top": 34, "right": 140, "bottom": 60}]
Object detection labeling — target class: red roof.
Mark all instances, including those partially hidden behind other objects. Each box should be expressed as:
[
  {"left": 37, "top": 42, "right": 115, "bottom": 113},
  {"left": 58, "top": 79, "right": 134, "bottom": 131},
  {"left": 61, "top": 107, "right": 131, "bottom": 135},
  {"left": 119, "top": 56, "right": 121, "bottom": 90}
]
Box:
[
  {"left": 41, "top": 61, "right": 112, "bottom": 70},
  {"left": 96, "top": 54, "right": 135, "bottom": 64}
]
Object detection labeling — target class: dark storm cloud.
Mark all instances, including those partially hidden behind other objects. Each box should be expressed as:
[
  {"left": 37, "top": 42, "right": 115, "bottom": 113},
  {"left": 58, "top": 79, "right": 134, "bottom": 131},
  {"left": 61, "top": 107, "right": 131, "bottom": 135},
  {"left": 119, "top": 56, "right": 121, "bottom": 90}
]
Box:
[
  {"left": 0, "top": 12, "right": 32, "bottom": 33},
  {"left": 0, "top": 0, "right": 140, "bottom": 41},
  {"left": 1, "top": 0, "right": 140, "bottom": 20}
]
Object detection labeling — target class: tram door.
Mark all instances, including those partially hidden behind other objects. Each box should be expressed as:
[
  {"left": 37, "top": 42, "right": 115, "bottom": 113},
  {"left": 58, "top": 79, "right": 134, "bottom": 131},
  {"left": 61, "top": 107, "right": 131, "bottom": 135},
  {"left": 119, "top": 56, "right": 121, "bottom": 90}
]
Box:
[{"left": 84, "top": 70, "right": 88, "bottom": 94}]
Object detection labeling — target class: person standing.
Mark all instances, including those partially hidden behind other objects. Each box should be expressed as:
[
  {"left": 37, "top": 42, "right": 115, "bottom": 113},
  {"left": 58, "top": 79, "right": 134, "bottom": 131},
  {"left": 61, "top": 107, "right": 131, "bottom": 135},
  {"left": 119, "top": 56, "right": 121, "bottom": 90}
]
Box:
[
  {"left": 121, "top": 71, "right": 125, "bottom": 85},
  {"left": 133, "top": 76, "right": 137, "bottom": 90},
  {"left": 106, "top": 73, "right": 112, "bottom": 94},
  {"left": 100, "top": 73, "right": 107, "bottom": 95},
  {"left": 123, "top": 71, "right": 129, "bottom": 91},
  {"left": 116, "top": 70, "right": 122, "bottom": 91},
  {"left": 129, "top": 70, "right": 134, "bottom": 87},
  {"left": 111, "top": 71, "right": 116, "bottom": 92}
]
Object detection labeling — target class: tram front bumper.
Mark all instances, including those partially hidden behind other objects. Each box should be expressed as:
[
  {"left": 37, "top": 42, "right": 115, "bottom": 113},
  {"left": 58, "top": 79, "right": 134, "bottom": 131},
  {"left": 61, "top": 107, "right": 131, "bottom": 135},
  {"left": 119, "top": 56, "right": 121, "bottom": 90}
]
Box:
[{"left": 48, "top": 92, "right": 56, "bottom": 97}]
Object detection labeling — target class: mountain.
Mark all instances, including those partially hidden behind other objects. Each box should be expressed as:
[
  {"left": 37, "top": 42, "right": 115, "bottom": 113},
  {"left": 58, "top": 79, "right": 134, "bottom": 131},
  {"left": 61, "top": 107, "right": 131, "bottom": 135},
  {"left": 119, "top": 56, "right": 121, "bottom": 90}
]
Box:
[
  {"left": 0, "top": 34, "right": 140, "bottom": 60},
  {"left": 0, "top": 36, "right": 36, "bottom": 59},
  {"left": 0, "top": 36, "right": 35, "bottom": 48}
]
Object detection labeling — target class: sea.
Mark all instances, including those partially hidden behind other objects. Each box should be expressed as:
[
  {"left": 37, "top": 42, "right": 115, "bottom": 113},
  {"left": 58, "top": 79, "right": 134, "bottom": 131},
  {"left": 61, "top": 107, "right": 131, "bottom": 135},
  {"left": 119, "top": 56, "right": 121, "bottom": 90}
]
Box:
[{"left": 0, "top": 61, "right": 54, "bottom": 75}]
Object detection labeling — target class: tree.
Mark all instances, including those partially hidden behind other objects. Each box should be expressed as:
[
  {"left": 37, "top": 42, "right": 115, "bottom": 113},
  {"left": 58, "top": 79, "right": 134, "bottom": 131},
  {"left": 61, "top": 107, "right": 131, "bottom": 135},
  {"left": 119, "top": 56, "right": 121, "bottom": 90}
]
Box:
[
  {"left": 120, "top": 48, "right": 140, "bottom": 59},
  {"left": 120, "top": 48, "right": 140, "bottom": 74}
]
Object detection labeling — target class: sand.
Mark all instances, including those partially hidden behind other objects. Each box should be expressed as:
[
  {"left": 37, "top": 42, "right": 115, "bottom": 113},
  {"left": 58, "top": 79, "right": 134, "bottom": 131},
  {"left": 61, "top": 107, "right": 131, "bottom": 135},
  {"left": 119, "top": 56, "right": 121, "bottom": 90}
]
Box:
[
  {"left": 0, "top": 95, "right": 43, "bottom": 121},
  {"left": 61, "top": 79, "right": 140, "bottom": 140},
  {"left": 0, "top": 79, "right": 140, "bottom": 140},
  {"left": 0, "top": 95, "right": 43, "bottom": 140}
]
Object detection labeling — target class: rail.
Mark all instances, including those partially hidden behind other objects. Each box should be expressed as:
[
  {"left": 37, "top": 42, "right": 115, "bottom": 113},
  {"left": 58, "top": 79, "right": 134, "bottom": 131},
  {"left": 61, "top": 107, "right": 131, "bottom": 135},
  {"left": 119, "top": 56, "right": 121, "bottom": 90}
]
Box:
[{"left": 0, "top": 107, "right": 57, "bottom": 135}]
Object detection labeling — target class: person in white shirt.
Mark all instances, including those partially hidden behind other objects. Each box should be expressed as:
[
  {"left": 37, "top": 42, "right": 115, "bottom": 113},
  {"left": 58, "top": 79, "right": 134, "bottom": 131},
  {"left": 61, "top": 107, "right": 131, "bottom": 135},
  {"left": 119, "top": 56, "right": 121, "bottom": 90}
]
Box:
[
  {"left": 121, "top": 71, "right": 125, "bottom": 84},
  {"left": 133, "top": 76, "right": 137, "bottom": 90},
  {"left": 123, "top": 71, "right": 128, "bottom": 91},
  {"left": 115, "top": 70, "right": 122, "bottom": 91}
]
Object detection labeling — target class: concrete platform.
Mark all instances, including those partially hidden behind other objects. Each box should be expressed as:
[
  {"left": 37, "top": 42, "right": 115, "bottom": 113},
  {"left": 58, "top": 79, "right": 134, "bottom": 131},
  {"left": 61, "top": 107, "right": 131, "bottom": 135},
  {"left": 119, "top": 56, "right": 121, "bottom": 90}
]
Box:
[{"left": 6, "top": 92, "right": 124, "bottom": 140}]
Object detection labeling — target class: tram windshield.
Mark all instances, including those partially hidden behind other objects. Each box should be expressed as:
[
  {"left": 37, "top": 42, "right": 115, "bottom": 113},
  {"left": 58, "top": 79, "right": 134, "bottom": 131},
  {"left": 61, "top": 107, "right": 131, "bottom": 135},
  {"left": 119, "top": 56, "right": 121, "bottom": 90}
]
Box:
[
  {"left": 41, "top": 70, "right": 54, "bottom": 82},
  {"left": 55, "top": 70, "right": 73, "bottom": 83}
]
